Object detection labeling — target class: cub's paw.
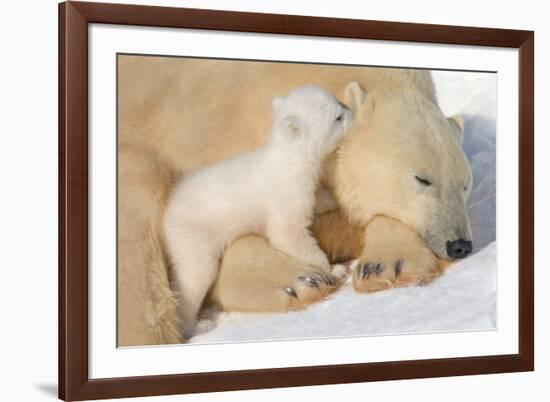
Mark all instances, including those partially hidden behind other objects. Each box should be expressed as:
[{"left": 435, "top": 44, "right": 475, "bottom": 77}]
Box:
[
  {"left": 352, "top": 250, "right": 441, "bottom": 293},
  {"left": 281, "top": 271, "right": 337, "bottom": 309}
]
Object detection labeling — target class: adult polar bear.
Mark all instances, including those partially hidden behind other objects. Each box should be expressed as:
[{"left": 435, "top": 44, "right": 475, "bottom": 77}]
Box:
[{"left": 118, "top": 56, "right": 472, "bottom": 346}]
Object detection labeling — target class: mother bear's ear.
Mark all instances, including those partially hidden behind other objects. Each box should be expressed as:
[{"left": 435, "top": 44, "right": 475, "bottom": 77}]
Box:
[
  {"left": 344, "top": 81, "right": 374, "bottom": 121},
  {"left": 448, "top": 115, "right": 465, "bottom": 144},
  {"left": 344, "top": 81, "right": 367, "bottom": 112}
]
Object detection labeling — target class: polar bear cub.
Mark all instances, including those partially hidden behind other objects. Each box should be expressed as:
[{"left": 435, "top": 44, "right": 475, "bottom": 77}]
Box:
[{"left": 163, "top": 86, "right": 353, "bottom": 333}]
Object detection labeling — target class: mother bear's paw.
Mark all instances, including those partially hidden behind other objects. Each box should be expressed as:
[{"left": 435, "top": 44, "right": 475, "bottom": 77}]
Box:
[
  {"left": 352, "top": 253, "right": 439, "bottom": 293},
  {"left": 352, "top": 216, "right": 443, "bottom": 293},
  {"left": 352, "top": 259, "right": 396, "bottom": 292}
]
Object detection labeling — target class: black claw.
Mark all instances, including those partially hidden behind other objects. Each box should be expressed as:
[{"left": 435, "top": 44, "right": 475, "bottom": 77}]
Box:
[
  {"left": 361, "top": 263, "right": 372, "bottom": 279},
  {"left": 320, "top": 273, "right": 334, "bottom": 286},
  {"left": 309, "top": 274, "right": 323, "bottom": 286},
  {"left": 298, "top": 276, "right": 319, "bottom": 289},
  {"left": 374, "top": 263, "right": 385, "bottom": 276},
  {"left": 394, "top": 259, "right": 404, "bottom": 278},
  {"left": 312, "top": 272, "right": 333, "bottom": 286},
  {"left": 283, "top": 286, "right": 298, "bottom": 298},
  {"left": 361, "top": 262, "right": 386, "bottom": 279}
]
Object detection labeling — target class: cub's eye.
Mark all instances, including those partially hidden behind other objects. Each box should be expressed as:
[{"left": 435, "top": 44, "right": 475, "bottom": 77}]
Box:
[
  {"left": 415, "top": 175, "right": 432, "bottom": 186},
  {"left": 335, "top": 114, "right": 343, "bottom": 122}
]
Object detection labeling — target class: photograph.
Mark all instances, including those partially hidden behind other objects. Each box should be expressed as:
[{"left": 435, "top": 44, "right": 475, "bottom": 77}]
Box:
[{"left": 117, "top": 55, "right": 497, "bottom": 347}]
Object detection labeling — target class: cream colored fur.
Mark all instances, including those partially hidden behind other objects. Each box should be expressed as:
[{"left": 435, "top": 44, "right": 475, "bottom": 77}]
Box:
[
  {"left": 332, "top": 82, "right": 473, "bottom": 258},
  {"left": 117, "top": 56, "right": 470, "bottom": 345},
  {"left": 117, "top": 145, "right": 182, "bottom": 345},
  {"left": 163, "top": 86, "right": 353, "bottom": 333}
]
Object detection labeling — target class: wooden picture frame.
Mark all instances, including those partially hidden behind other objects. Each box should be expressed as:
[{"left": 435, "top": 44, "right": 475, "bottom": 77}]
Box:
[{"left": 59, "top": 1, "right": 534, "bottom": 400}]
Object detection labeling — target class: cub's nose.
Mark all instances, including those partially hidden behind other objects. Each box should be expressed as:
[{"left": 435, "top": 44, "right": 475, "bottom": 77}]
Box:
[{"left": 446, "top": 239, "right": 473, "bottom": 259}]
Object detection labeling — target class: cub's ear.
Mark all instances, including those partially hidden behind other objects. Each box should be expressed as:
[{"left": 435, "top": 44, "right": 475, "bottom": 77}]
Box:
[
  {"left": 272, "top": 96, "right": 285, "bottom": 111},
  {"left": 448, "top": 115, "right": 465, "bottom": 143},
  {"left": 278, "top": 115, "right": 304, "bottom": 137},
  {"left": 344, "top": 81, "right": 368, "bottom": 112}
]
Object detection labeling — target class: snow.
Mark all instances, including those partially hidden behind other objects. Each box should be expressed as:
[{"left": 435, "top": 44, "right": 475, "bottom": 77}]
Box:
[{"left": 191, "top": 71, "right": 497, "bottom": 344}]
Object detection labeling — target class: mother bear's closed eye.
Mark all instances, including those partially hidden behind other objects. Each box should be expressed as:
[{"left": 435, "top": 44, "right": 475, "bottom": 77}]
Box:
[{"left": 414, "top": 175, "right": 433, "bottom": 186}]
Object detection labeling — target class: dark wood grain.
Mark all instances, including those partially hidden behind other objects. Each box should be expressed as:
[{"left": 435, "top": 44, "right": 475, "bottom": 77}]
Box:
[
  {"left": 59, "top": 2, "right": 89, "bottom": 400},
  {"left": 518, "top": 33, "right": 535, "bottom": 370},
  {"left": 70, "top": 354, "right": 529, "bottom": 401},
  {"left": 58, "top": 5, "right": 66, "bottom": 398},
  {"left": 59, "top": 1, "right": 534, "bottom": 400},
  {"left": 72, "top": 1, "right": 531, "bottom": 48}
]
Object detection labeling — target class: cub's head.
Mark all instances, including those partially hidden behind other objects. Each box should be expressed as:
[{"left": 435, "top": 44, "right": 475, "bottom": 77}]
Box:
[
  {"left": 332, "top": 81, "right": 473, "bottom": 261},
  {"left": 271, "top": 86, "right": 353, "bottom": 159}
]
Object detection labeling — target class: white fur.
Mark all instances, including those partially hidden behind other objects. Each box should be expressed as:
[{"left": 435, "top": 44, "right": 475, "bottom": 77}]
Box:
[{"left": 163, "top": 86, "right": 353, "bottom": 332}]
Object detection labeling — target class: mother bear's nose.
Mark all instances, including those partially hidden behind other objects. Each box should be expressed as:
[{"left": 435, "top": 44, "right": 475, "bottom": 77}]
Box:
[{"left": 446, "top": 239, "right": 473, "bottom": 259}]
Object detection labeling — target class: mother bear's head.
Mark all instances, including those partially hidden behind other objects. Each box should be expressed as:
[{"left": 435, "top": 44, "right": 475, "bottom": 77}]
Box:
[{"left": 329, "top": 81, "right": 473, "bottom": 261}]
